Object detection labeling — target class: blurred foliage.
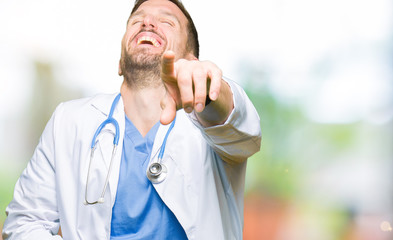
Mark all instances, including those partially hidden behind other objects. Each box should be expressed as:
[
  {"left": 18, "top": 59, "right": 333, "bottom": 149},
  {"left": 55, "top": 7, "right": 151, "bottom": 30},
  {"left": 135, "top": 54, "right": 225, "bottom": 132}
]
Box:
[
  {"left": 240, "top": 63, "right": 360, "bottom": 201},
  {"left": 0, "top": 168, "right": 19, "bottom": 226},
  {"left": 245, "top": 86, "right": 303, "bottom": 199}
]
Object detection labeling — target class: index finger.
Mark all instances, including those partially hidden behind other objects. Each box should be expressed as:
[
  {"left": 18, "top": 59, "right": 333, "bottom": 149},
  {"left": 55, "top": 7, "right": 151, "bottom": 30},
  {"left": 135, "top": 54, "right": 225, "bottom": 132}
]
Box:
[{"left": 161, "top": 51, "right": 175, "bottom": 82}]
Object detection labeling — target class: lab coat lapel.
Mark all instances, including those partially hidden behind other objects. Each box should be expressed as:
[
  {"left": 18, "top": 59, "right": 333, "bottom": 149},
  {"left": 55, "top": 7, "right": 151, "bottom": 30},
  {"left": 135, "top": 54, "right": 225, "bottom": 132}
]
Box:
[{"left": 148, "top": 113, "right": 198, "bottom": 237}]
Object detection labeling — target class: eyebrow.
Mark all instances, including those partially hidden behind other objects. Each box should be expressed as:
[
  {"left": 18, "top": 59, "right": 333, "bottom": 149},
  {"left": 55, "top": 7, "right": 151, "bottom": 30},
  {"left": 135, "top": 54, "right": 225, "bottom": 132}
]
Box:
[
  {"left": 129, "top": 9, "right": 181, "bottom": 25},
  {"left": 159, "top": 10, "right": 181, "bottom": 25}
]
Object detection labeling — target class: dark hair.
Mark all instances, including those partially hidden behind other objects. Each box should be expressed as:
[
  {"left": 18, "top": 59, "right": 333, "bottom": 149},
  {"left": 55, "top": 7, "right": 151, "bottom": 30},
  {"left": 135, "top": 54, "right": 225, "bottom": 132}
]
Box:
[{"left": 130, "top": 0, "right": 199, "bottom": 58}]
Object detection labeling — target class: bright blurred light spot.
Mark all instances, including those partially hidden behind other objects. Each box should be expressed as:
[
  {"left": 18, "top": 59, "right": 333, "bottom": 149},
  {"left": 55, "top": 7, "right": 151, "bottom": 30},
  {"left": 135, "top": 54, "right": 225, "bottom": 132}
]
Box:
[{"left": 380, "top": 221, "right": 392, "bottom": 232}]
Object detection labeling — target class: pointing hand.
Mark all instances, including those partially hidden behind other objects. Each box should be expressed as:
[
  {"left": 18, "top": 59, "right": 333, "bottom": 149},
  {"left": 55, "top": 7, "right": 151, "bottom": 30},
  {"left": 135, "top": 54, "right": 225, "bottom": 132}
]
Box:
[{"left": 160, "top": 51, "right": 223, "bottom": 125}]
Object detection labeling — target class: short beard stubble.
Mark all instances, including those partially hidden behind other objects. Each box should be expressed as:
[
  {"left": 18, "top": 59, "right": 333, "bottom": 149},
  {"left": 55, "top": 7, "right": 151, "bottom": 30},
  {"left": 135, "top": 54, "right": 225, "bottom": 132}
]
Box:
[{"left": 120, "top": 46, "right": 163, "bottom": 90}]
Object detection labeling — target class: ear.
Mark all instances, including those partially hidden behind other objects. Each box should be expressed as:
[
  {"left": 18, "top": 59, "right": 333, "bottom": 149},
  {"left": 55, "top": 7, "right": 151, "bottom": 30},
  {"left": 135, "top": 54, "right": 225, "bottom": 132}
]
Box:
[{"left": 118, "top": 61, "right": 123, "bottom": 76}]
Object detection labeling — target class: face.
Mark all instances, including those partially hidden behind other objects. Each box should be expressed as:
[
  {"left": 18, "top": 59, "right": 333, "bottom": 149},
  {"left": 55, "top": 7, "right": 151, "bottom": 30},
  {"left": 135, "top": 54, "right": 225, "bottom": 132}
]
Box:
[{"left": 119, "top": 0, "right": 191, "bottom": 76}]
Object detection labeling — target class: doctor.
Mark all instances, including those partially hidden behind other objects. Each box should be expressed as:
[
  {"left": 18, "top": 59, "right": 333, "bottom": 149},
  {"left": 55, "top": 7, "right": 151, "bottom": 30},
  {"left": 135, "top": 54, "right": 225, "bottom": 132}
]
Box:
[{"left": 2, "top": 0, "right": 261, "bottom": 239}]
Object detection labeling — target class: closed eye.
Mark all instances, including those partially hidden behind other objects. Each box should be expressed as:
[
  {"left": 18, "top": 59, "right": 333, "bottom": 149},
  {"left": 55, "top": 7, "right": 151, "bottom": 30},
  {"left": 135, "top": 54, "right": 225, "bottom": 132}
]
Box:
[
  {"left": 131, "top": 20, "right": 142, "bottom": 25},
  {"left": 160, "top": 19, "right": 174, "bottom": 27},
  {"left": 129, "top": 15, "right": 144, "bottom": 26}
]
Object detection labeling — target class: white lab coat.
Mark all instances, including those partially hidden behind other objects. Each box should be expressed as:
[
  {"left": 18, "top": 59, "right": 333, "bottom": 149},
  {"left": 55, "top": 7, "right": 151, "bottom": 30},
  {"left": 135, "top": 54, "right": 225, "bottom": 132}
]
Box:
[{"left": 3, "top": 79, "right": 261, "bottom": 240}]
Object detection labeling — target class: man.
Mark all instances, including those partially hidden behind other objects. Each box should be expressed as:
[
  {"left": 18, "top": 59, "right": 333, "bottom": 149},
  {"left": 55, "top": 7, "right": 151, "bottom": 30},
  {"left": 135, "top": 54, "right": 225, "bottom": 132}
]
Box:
[{"left": 2, "top": 0, "right": 261, "bottom": 239}]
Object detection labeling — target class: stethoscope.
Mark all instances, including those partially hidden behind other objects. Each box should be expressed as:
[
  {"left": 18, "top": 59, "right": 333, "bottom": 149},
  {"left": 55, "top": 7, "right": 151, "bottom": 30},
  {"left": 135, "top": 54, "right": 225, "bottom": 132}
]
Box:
[{"left": 84, "top": 93, "right": 175, "bottom": 205}]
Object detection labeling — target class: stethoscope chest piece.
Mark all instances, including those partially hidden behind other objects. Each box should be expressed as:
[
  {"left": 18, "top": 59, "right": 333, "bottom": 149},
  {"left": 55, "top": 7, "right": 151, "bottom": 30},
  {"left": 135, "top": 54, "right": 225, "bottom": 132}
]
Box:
[{"left": 147, "top": 162, "right": 167, "bottom": 184}]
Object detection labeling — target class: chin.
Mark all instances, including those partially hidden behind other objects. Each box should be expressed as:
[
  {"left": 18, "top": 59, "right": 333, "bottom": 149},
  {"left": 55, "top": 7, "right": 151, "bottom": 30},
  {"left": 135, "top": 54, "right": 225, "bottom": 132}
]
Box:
[{"left": 131, "top": 48, "right": 163, "bottom": 65}]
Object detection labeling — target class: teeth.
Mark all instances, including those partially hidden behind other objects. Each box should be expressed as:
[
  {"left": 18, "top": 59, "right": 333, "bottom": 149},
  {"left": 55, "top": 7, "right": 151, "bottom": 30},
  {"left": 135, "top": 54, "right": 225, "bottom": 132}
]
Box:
[{"left": 137, "top": 36, "right": 160, "bottom": 47}]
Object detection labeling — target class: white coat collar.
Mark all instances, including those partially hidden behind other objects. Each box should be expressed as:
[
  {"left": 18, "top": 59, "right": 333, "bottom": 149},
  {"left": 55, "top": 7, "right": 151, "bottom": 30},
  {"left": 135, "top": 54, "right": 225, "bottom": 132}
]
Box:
[{"left": 90, "top": 93, "right": 122, "bottom": 117}]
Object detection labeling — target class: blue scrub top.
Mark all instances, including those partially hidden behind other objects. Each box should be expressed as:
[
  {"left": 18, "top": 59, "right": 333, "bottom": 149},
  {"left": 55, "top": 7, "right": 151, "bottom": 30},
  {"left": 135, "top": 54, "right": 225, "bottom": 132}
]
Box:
[{"left": 110, "top": 116, "right": 187, "bottom": 240}]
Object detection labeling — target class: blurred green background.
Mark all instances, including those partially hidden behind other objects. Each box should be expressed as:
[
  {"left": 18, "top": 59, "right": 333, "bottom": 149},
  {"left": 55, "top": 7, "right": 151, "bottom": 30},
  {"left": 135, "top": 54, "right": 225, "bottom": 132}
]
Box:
[{"left": 1, "top": 0, "right": 392, "bottom": 239}]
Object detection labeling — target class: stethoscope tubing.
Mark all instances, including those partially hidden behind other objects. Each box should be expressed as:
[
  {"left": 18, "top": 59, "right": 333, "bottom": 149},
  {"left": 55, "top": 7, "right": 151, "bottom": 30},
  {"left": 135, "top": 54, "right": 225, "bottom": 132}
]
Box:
[
  {"left": 157, "top": 116, "right": 176, "bottom": 161},
  {"left": 90, "top": 94, "right": 121, "bottom": 148},
  {"left": 85, "top": 93, "right": 121, "bottom": 205},
  {"left": 85, "top": 93, "right": 176, "bottom": 204}
]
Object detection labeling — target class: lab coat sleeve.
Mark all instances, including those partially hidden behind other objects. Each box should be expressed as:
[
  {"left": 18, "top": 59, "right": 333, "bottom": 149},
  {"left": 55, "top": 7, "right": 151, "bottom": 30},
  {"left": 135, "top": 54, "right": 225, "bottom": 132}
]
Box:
[
  {"left": 188, "top": 78, "right": 261, "bottom": 164},
  {"left": 2, "top": 104, "right": 64, "bottom": 240}
]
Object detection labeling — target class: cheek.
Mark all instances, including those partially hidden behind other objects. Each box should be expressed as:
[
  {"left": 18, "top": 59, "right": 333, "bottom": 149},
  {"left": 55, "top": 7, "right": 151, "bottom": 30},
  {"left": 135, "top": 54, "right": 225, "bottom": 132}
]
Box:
[
  {"left": 121, "top": 34, "right": 127, "bottom": 45},
  {"left": 177, "top": 30, "right": 189, "bottom": 48},
  {"left": 178, "top": 35, "right": 189, "bottom": 53},
  {"left": 169, "top": 32, "right": 187, "bottom": 48},
  {"left": 124, "top": 27, "right": 138, "bottom": 44}
]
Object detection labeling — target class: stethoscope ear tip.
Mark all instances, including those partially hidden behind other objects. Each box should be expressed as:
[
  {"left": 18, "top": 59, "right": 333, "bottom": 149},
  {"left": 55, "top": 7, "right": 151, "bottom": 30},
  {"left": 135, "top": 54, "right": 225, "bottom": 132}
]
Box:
[{"left": 98, "top": 198, "right": 105, "bottom": 203}]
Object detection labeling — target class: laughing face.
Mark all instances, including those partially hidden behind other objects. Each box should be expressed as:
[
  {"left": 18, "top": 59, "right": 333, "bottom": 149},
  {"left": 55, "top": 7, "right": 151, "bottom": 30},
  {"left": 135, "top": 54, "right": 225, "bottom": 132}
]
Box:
[{"left": 119, "top": 0, "right": 191, "bottom": 84}]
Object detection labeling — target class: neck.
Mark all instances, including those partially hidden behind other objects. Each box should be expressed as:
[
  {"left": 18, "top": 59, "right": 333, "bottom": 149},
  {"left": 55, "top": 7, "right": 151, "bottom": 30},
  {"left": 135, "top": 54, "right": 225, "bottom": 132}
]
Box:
[
  {"left": 123, "top": 68, "right": 162, "bottom": 90},
  {"left": 120, "top": 80, "right": 165, "bottom": 137}
]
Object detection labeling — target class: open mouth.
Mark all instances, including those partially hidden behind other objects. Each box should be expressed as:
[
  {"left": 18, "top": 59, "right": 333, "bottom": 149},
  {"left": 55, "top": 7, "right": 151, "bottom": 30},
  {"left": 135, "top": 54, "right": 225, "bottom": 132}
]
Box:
[{"left": 137, "top": 36, "right": 161, "bottom": 47}]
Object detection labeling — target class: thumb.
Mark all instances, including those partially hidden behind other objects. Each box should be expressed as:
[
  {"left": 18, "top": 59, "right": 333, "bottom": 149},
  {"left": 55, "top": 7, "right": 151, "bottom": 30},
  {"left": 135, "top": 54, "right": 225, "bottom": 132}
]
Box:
[{"left": 160, "top": 93, "right": 177, "bottom": 125}]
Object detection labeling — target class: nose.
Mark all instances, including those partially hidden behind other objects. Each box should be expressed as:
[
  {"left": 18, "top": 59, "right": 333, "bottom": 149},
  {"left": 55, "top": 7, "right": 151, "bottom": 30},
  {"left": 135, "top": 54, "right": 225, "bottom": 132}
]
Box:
[{"left": 142, "top": 15, "right": 157, "bottom": 30}]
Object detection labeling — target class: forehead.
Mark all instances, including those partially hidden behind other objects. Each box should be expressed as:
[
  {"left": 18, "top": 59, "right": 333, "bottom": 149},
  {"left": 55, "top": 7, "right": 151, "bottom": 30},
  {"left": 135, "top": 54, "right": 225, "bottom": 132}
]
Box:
[{"left": 132, "top": 0, "right": 188, "bottom": 23}]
